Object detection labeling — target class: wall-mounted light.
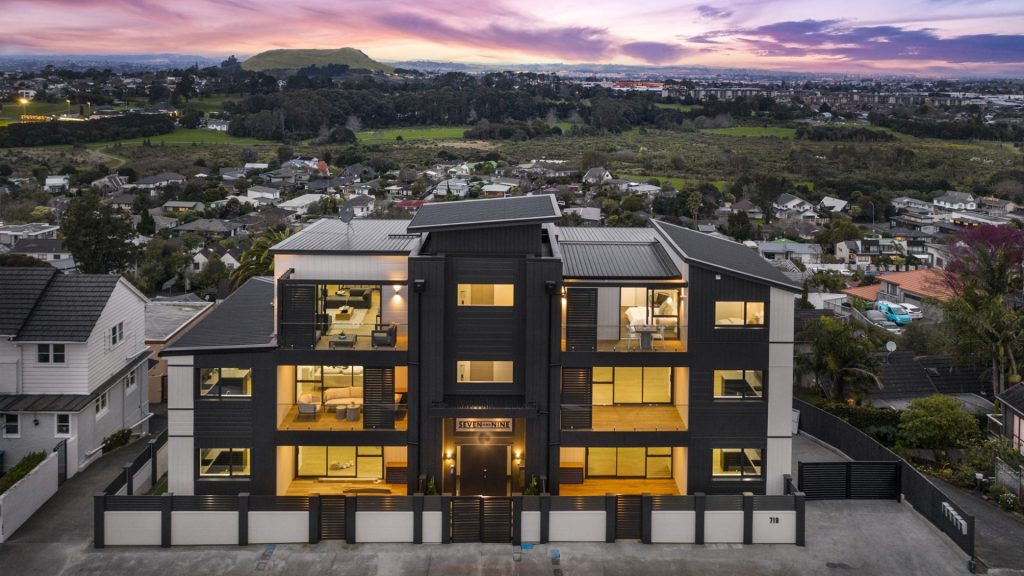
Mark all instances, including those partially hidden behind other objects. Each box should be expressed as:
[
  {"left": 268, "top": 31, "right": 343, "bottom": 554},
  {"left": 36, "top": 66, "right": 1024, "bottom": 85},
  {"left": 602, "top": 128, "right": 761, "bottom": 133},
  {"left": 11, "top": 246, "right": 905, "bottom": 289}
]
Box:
[
  {"left": 445, "top": 449, "right": 453, "bottom": 460},
  {"left": 514, "top": 449, "right": 522, "bottom": 462},
  {"left": 392, "top": 284, "right": 403, "bottom": 293}
]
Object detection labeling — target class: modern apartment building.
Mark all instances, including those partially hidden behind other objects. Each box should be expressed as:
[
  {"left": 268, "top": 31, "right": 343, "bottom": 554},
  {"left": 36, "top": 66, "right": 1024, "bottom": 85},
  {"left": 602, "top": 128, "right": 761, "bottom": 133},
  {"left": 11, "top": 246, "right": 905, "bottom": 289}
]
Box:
[
  {"left": 0, "top": 268, "right": 151, "bottom": 476},
  {"left": 162, "top": 196, "right": 798, "bottom": 498}
]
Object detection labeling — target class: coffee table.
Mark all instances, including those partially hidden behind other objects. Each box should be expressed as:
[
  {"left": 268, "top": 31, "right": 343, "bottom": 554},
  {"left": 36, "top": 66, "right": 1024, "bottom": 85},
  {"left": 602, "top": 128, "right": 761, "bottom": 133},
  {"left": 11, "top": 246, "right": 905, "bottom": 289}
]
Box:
[
  {"left": 336, "top": 306, "right": 353, "bottom": 321},
  {"left": 329, "top": 333, "right": 356, "bottom": 349}
]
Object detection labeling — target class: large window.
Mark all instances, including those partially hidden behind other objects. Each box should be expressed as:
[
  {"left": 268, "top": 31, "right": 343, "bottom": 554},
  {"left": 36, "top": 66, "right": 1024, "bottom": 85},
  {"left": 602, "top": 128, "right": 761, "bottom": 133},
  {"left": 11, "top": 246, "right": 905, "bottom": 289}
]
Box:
[
  {"left": 199, "top": 448, "right": 251, "bottom": 477},
  {"left": 591, "top": 367, "right": 672, "bottom": 404},
  {"left": 297, "top": 445, "right": 383, "bottom": 479},
  {"left": 199, "top": 368, "right": 253, "bottom": 398},
  {"left": 714, "top": 301, "right": 765, "bottom": 327},
  {"left": 712, "top": 448, "right": 763, "bottom": 479},
  {"left": 713, "top": 370, "right": 764, "bottom": 399},
  {"left": 2, "top": 413, "right": 19, "bottom": 438},
  {"left": 457, "top": 284, "right": 514, "bottom": 307},
  {"left": 296, "top": 365, "right": 365, "bottom": 404},
  {"left": 457, "top": 361, "right": 513, "bottom": 384},
  {"left": 586, "top": 447, "right": 672, "bottom": 478},
  {"left": 37, "top": 344, "right": 65, "bottom": 364}
]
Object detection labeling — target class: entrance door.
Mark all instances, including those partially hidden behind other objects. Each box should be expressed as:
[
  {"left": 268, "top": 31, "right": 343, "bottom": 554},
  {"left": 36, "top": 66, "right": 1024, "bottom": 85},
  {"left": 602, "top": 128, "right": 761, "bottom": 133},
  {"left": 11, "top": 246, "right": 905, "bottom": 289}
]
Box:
[{"left": 458, "top": 445, "right": 509, "bottom": 496}]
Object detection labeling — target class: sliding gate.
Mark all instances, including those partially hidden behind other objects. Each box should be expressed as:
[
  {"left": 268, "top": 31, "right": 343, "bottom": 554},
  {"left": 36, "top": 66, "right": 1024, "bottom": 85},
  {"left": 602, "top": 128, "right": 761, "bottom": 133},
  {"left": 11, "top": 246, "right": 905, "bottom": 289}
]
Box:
[
  {"left": 798, "top": 462, "right": 901, "bottom": 500},
  {"left": 450, "top": 496, "right": 513, "bottom": 543}
]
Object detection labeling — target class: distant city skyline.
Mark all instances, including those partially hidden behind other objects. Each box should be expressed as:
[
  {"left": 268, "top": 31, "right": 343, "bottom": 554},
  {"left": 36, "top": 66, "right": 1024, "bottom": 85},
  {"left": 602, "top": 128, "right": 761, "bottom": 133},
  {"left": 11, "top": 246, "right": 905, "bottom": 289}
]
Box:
[{"left": 3, "top": 0, "right": 1024, "bottom": 75}]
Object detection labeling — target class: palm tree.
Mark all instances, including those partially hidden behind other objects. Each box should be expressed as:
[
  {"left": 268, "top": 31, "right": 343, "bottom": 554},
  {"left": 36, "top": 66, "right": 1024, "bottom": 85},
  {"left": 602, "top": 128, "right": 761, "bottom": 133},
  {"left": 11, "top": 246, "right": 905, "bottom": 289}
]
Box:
[
  {"left": 229, "top": 228, "right": 291, "bottom": 290},
  {"left": 799, "top": 316, "right": 882, "bottom": 402}
]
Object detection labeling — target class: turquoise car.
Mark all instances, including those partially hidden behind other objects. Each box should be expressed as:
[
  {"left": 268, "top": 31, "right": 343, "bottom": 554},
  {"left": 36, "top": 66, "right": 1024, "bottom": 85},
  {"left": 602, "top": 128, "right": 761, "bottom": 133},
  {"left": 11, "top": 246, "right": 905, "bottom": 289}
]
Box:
[{"left": 875, "top": 301, "right": 912, "bottom": 326}]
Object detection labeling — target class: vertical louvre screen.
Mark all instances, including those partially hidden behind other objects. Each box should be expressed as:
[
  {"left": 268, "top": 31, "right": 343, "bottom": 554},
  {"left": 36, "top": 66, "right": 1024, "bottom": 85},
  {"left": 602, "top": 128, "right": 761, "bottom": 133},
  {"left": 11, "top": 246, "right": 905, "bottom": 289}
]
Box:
[
  {"left": 566, "top": 288, "right": 598, "bottom": 351},
  {"left": 363, "top": 367, "right": 396, "bottom": 429},
  {"left": 561, "top": 367, "right": 593, "bottom": 429},
  {"left": 450, "top": 498, "right": 482, "bottom": 543},
  {"left": 615, "top": 495, "right": 642, "bottom": 540},
  {"left": 320, "top": 495, "right": 346, "bottom": 539},
  {"left": 280, "top": 283, "right": 316, "bottom": 349}
]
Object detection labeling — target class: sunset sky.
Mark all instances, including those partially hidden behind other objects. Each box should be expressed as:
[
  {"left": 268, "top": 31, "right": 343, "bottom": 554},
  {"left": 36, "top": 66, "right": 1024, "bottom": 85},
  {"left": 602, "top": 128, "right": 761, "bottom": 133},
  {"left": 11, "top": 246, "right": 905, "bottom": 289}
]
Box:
[{"left": 3, "top": 0, "right": 1024, "bottom": 75}]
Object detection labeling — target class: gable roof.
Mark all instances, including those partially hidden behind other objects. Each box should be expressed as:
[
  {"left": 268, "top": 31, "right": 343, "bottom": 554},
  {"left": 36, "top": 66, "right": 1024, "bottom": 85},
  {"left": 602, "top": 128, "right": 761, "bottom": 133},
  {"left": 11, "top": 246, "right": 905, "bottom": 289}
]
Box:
[
  {"left": 407, "top": 195, "right": 560, "bottom": 232},
  {"left": 559, "top": 238, "right": 680, "bottom": 279},
  {"left": 13, "top": 274, "right": 122, "bottom": 342},
  {"left": 270, "top": 219, "right": 420, "bottom": 254},
  {"left": 162, "top": 276, "right": 276, "bottom": 353},
  {"left": 652, "top": 220, "right": 800, "bottom": 291},
  {"left": 876, "top": 268, "right": 952, "bottom": 302},
  {"left": 0, "top": 267, "right": 57, "bottom": 336},
  {"left": 999, "top": 382, "right": 1024, "bottom": 415}
]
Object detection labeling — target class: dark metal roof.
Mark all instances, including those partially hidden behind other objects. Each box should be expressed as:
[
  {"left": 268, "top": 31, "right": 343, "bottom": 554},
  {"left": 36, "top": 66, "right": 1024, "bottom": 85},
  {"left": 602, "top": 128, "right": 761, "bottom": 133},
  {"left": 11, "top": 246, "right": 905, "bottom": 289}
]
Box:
[
  {"left": 560, "top": 242, "right": 679, "bottom": 279},
  {"left": 652, "top": 220, "right": 801, "bottom": 291},
  {"left": 877, "top": 352, "right": 937, "bottom": 399},
  {"left": 270, "top": 219, "right": 420, "bottom": 254},
  {"left": 163, "top": 277, "right": 276, "bottom": 353},
  {"left": 0, "top": 349, "right": 149, "bottom": 412},
  {"left": 554, "top": 226, "right": 659, "bottom": 243},
  {"left": 0, "top": 267, "right": 57, "bottom": 336},
  {"left": 13, "top": 274, "right": 122, "bottom": 342},
  {"left": 10, "top": 238, "right": 67, "bottom": 254},
  {"left": 999, "top": 383, "right": 1024, "bottom": 415},
  {"left": 407, "top": 195, "right": 560, "bottom": 232}
]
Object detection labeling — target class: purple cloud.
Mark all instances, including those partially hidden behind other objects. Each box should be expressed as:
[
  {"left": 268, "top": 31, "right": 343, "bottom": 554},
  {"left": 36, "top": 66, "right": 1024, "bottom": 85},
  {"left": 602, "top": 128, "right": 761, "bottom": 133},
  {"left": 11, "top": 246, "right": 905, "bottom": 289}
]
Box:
[
  {"left": 696, "top": 5, "right": 732, "bottom": 20},
  {"left": 620, "top": 42, "right": 689, "bottom": 65}
]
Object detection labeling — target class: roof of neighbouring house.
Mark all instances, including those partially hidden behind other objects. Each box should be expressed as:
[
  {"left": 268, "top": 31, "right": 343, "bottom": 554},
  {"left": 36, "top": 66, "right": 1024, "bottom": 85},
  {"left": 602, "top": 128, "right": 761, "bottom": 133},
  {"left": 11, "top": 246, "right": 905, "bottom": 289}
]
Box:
[
  {"left": 3, "top": 270, "right": 123, "bottom": 342},
  {"left": 999, "top": 382, "right": 1024, "bottom": 414},
  {"left": 162, "top": 276, "right": 276, "bottom": 353},
  {"left": 144, "top": 301, "right": 212, "bottom": 342},
  {"left": 174, "top": 218, "right": 241, "bottom": 234},
  {"left": 652, "top": 220, "right": 800, "bottom": 291},
  {"left": 877, "top": 352, "right": 988, "bottom": 400},
  {"left": 9, "top": 238, "right": 67, "bottom": 254},
  {"left": 270, "top": 218, "right": 420, "bottom": 254},
  {"left": 875, "top": 269, "right": 953, "bottom": 302},
  {"left": 0, "top": 267, "right": 57, "bottom": 336},
  {"left": 137, "top": 172, "right": 186, "bottom": 185},
  {"left": 842, "top": 283, "right": 880, "bottom": 302},
  {"left": 407, "top": 195, "right": 561, "bottom": 232}
]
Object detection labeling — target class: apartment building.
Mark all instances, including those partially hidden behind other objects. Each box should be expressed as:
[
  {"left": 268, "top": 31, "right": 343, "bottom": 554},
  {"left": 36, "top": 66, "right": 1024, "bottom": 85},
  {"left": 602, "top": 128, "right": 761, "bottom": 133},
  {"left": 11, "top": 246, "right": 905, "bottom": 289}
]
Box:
[
  {"left": 162, "top": 196, "right": 798, "bottom": 499},
  {"left": 0, "top": 268, "right": 151, "bottom": 476}
]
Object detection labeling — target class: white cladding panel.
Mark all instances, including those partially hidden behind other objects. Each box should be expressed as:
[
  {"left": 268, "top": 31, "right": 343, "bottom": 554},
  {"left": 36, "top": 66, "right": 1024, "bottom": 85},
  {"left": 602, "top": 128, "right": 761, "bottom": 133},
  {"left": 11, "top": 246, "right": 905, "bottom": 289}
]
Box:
[
  {"left": 704, "top": 511, "right": 744, "bottom": 543},
  {"left": 768, "top": 343, "right": 795, "bottom": 437},
  {"left": 549, "top": 511, "right": 606, "bottom": 542},
  {"left": 275, "top": 254, "right": 408, "bottom": 282},
  {"left": 651, "top": 511, "right": 696, "bottom": 543},
  {"left": 168, "top": 436, "right": 194, "bottom": 495}
]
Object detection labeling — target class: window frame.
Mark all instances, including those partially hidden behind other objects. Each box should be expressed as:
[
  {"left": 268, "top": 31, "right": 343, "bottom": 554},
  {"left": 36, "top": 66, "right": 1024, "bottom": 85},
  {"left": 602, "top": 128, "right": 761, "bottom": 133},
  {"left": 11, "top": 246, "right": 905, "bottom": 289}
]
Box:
[
  {"left": 124, "top": 369, "right": 137, "bottom": 394},
  {"left": 295, "top": 445, "right": 385, "bottom": 479},
  {"left": 110, "top": 321, "right": 125, "bottom": 348},
  {"left": 456, "top": 283, "right": 515, "bottom": 307},
  {"left": 37, "top": 343, "right": 66, "bottom": 365},
  {"left": 198, "top": 447, "right": 251, "bottom": 478},
  {"left": 712, "top": 369, "right": 765, "bottom": 400},
  {"left": 2, "top": 413, "right": 20, "bottom": 438},
  {"left": 95, "top": 391, "right": 109, "bottom": 420},
  {"left": 590, "top": 366, "right": 674, "bottom": 406},
  {"left": 55, "top": 413, "right": 71, "bottom": 438},
  {"left": 711, "top": 447, "right": 764, "bottom": 480},
  {"left": 456, "top": 360, "right": 514, "bottom": 384},
  {"left": 197, "top": 367, "right": 253, "bottom": 399},
  {"left": 585, "top": 446, "right": 673, "bottom": 479},
  {"left": 714, "top": 301, "right": 766, "bottom": 328}
]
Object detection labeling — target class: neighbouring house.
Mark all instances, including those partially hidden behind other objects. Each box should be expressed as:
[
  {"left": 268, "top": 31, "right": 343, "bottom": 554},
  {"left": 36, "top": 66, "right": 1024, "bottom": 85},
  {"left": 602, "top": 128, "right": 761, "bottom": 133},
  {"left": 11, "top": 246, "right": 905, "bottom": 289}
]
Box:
[
  {"left": 229, "top": 207, "right": 297, "bottom": 234},
  {"left": 393, "top": 199, "right": 425, "bottom": 214},
  {"left": 842, "top": 268, "right": 952, "bottom": 314},
  {"left": 994, "top": 384, "right": 1024, "bottom": 452},
  {"left": 892, "top": 196, "right": 933, "bottom": 213},
  {"left": 979, "top": 197, "right": 1017, "bottom": 216},
  {"left": 563, "top": 206, "right": 602, "bottom": 226},
  {"left": 834, "top": 234, "right": 904, "bottom": 268},
  {"left": 44, "top": 175, "right": 70, "bottom": 194},
  {"left": 91, "top": 173, "right": 128, "bottom": 194},
  {"left": 159, "top": 195, "right": 799, "bottom": 503},
  {"left": 0, "top": 223, "right": 59, "bottom": 248},
  {"left": 346, "top": 193, "right": 375, "bottom": 217},
  {"left": 756, "top": 241, "right": 823, "bottom": 265},
  {"left": 890, "top": 210, "right": 940, "bottom": 234},
  {"left": 135, "top": 172, "right": 186, "bottom": 191},
  {"left": 142, "top": 208, "right": 179, "bottom": 232},
  {"left": 871, "top": 351, "right": 991, "bottom": 411},
  {"left": 306, "top": 177, "right": 354, "bottom": 194},
  {"left": 278, "top": 194, "right": 327, "bottom": 215},
  {"left": 0, "top": 268, "right": 150, "bottom": 477},
  {"left": 109, "top": 192, "right": 138, "bottom": 211},
  {"left": 729, "top": 198, "right": 765, "bottom": 220},
  {"left": 9, "top": 238, "right": 75, "bottom": 271},
  {"left": 582, "top": 167, "right": 612, "bottom": 185},
  {"left": 481, "top": 183, "right": 514, "bottom": 198},
  {"left": 431, "top": 178, "right": 471, "bottom": 198},
  {"left": 144, "top": 300, "right": 212, "bottom": 404},
  {"left": 205, "top": 119, "right": 229, "bottom": 132},
  {"left": 162, "top": 200, "right": 205, "bottom": 214},
  {"left": 817, "top": 196, "right": 848, "bottom": 213},
  {"left": 263, "top": 165, "right": 313, "bottom": 186},
  {"left": 772, "top": 193, "right": 814, "bottom": 218},
  {"left": 341, "top": 163, "right": 378, "bottom": 181},
  {"left": 247, "top": 185, "right": 283, "bottom": 202},
  {"left": 192, "top": 244, "right": 243, "bottom": 271},
  {"left": 173, "top": 218, "right": 242, "bottom": 239},
  {"left": 219, "top": 167, "right": 247, "bottom": 181},
  {"left": 932, "top": 191, "right": 977, "bottom": 211}
]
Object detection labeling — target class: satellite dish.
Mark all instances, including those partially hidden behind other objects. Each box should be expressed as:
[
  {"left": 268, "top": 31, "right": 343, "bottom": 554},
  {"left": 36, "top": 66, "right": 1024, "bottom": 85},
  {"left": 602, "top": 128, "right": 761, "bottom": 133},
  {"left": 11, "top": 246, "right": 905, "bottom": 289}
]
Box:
[
  {"left": 886, "top": 341, "right": 897, "bottom": 353},
  {"left": 339, "top": 203, "right": 355, "bottom": 224}
]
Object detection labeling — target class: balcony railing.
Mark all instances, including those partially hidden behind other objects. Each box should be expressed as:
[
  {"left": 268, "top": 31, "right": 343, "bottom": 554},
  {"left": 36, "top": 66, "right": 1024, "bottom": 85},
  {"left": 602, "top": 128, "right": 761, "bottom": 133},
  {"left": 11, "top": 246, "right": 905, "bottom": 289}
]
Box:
[
  {"left": 987, "top": 413, "right": 1003, "bottom": 438},
  {"left": 560, "top": 404, "right": 688, "bottom": 431},
  {"left": 278, "top": 322, "right": 408, "bottom": 351},
  {"left": 562, "top": 324, "right": 687, "bottom": 353},
  {"left": 277, "top": 403, "right": 409, "bottom": 431}
]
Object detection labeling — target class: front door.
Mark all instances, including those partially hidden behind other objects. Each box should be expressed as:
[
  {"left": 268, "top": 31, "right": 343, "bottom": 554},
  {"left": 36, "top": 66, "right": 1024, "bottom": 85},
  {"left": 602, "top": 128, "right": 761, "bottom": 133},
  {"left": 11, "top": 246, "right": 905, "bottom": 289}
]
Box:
[{"left": 458, "top": 445, "right": 509, "bottom": 496}]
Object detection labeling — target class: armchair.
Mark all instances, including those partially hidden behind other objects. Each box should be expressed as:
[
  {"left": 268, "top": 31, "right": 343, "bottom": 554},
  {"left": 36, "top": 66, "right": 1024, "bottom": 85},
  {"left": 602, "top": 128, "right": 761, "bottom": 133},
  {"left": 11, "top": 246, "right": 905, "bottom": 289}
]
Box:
[{"left": 372, "top": 323, "right": 398, "bottom": 348}]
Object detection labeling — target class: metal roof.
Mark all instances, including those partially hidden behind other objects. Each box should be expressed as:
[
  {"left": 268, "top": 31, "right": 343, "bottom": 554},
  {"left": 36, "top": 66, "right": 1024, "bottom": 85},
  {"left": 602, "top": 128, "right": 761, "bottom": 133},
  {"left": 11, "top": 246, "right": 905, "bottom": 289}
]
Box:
[
  {"left": 12, "top": 273, "right": 122, "bottom": 342},
  {"left": 554, "top": 226, "right": 659, "bottom": 243},
  {"left": 145, "top": 301, "right": 211, "bottom": 342},
  {"left": 560, "top": 242, "right": 679, "bottom": 279},
  {"left": 163, "top": 277, "right": 276, "bottom": 353},
  {"left": 407, "top": 195, "right": 560, "bottom": 232},
  {"left": 270, "top": 219, "right": 421, "bottom": 254},
  {"left": 1000, "top": 382, "right": 1024, "bottom": 415},
  {"left": 652, "top": 220, "right": 801, "bottom": 291}
]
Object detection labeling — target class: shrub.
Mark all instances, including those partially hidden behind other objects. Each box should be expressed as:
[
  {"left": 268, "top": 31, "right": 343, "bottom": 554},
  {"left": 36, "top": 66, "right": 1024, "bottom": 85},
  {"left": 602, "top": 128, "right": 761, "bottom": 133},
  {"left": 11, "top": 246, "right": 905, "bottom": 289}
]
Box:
[
  {"left": 965, "top": 437, "right": 1021, "bottom": 477},
  {"left": 523, "top": 475, "right": 540, "bottom": 496},
  {"left": 988, "top": 483, "right": 1008, "bottom": 499},
  {"left": 951, "top": 466, "right": 979, "bottom": 489},
  {"left": 0, "top": 451, "right": 47, "bottom": 495},
  {"left": 898, "top": 395, "right": 980, "bottom": 451},
  {"left": 102, "top": 429, "right": 132, "bottom": 453},
  {"left": 425, "top": 477, "right": 438, "bottom": 495},
  {"left": 997, "top": 492, "right": 1017, "bottom": 512}
]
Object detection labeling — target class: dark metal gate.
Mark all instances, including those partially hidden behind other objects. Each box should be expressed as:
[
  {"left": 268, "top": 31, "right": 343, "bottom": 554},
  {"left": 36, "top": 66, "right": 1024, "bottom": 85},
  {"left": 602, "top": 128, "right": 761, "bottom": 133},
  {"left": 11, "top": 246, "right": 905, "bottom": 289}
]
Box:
[
  {"left": 53, "top": 439, "right": 67, "bottom": 485},
  {"left": 320, "top": 495, "right": 346, "bottom": 539},
  {"left": 615, "top": 495, "right": 642, "bottom": 540},
  {"left": 798, "top": 462, "right": 901, "bottom": 500},
  {"left": 450, "top": 497, "right": 512, "bottom": 543}
]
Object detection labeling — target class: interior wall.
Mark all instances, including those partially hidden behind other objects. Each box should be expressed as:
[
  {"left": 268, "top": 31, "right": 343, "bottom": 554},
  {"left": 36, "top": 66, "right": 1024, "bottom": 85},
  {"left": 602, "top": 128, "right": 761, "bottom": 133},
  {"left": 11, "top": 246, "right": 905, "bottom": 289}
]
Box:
[
  {"left": 276, "top": 445, "right": 295, "bottom": 495},
  {"left": 673, "top": 367, "right": 689, "bottom": 427},
  {"left": 560, "top": 447, "right": 585, "bottom": 465},
  {"left": 384, "top": 446, "right": 407, "bottom": 465},
  {"left": 381, "top": 284, "right": 409, "bottom": 339},
  {"left": 673, "top": 446, "right": 688, "bottom": 495},
  {"left": 276, "top": 365, "right": 295, "bottom": 426}
]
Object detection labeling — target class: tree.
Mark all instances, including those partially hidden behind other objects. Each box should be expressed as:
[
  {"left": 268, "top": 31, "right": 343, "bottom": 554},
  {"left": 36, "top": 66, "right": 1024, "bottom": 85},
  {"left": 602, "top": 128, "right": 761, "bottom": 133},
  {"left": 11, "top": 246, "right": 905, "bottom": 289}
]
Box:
[
  {"left": 898, "top": 395, "right": 979, "bottom": 452},
  {"left": 687, "top": 190, "right": 702, "bottom": 224},
  {"left": 277, "top": 145, "right": 293, "bottom": 164},
  {"left": 135, "top": 236, "right": 190, "bottom": 293},
  {"left": 941, "top": 225, "right": 1024, "bottom": 396},
  {"left": 229, "top": 229, "right": 291, "bottom": 289},
  {"left": 193, "top": 253, "right": 228, "bottom": 296},
  {"left": 814, "top": 219, "right": 863, "bottom": 253},
  {"left": 799, "top": 316, "right": 882, "bottom": 401},
  {"left": 137, "top": 208, "right": 156, "bottom": 235},
  {"left": 61, "top": 193, "right": 138, "bottom": 274},
  {"left": 0, "top": 254, "right": 51, "bottom": 267},
  {"left": 726, "top": 211, "right": 753, "bottom": 241}
]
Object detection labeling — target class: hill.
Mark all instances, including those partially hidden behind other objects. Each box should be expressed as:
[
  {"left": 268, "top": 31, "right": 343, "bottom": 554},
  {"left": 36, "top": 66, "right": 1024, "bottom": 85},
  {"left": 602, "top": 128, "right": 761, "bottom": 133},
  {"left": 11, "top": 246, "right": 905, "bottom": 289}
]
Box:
[{"left": 241, "top": 48, "right": 393, "bottom": 73}]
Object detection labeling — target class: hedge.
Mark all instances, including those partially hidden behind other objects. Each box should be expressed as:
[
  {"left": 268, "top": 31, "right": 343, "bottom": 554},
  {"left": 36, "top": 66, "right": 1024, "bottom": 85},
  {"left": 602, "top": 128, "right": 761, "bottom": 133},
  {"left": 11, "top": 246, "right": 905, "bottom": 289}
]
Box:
[{"left": 0, "top": 451, "right": 47, "bottom": 496}]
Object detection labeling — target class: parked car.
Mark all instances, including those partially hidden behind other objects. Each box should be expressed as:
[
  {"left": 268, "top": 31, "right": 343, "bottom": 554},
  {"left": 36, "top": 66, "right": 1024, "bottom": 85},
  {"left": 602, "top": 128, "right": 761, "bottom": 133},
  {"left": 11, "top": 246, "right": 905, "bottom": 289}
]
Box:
[
  {"left": 875, "top": 320, "right": 902, "bottom": 334},
  {"left": 901, "top": 302, "right": 923, "bottom": 319},
  {"left": 864, "top": 310, "right": 902, "bottom": 334},
  {"left": 874, "top": 301, "right": 912, "bottom": 325}
]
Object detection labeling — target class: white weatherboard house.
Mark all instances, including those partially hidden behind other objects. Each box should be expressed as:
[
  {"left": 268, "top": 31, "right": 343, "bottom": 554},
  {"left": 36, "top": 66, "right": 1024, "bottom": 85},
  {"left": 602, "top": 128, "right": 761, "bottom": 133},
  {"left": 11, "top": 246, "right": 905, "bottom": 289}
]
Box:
[{"left": 0, "top": 268, "right": 151, "bottom": 477}]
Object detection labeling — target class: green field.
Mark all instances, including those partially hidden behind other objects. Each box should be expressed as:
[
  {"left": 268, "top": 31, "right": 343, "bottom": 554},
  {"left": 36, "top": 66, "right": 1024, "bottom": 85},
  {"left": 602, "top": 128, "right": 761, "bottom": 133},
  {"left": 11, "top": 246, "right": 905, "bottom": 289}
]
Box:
[
  {"left": 701, "top": 126, "right": 796, "bottom": 138},
  {"left": 0, "top": 100, "right": 73, "bottom": 122},
  {"left": 185, "top": 95, "right": 238, "bottom": 114},
  {"left": 655, "top": 103, "right": 703, "bottom": 112},
  {"left": 87, "top": 127, "right": 274, "bottom": 147},
  {"left": 630, "top": 175, "right": 728, "bottom": 191},
  {"left": 356, "top": 126, "right": 468, "bottom": 143}
]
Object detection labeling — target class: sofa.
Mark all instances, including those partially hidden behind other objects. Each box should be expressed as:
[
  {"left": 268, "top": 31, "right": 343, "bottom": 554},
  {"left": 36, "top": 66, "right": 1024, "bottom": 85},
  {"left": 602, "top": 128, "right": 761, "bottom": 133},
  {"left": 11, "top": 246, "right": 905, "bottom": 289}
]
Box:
[{"left": 298, "top": 387, "right": 403, "bottom": 408}]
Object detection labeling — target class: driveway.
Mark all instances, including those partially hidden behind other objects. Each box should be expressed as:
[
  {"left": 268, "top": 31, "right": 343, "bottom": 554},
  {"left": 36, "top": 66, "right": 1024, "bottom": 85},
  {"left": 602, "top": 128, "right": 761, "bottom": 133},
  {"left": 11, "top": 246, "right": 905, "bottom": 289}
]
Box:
[{"left": 931, "top": 477, "right": 1024, "bottom": 575}]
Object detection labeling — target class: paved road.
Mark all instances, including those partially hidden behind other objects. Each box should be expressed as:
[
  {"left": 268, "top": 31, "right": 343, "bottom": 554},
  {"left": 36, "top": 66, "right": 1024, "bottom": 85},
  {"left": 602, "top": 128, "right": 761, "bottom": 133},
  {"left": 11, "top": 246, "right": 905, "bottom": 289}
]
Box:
[{"left": 931, "top": 478, "right": 1024, "bottom": 575}]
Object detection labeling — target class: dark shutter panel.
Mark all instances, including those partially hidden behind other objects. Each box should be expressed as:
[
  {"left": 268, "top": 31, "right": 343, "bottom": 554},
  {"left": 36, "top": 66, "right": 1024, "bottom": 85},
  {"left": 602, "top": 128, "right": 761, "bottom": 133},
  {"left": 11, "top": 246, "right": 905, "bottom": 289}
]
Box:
[
  {"left": 363, "top": 367, "right": 396, "bottom": 429},
  {"left": 565, "top": 288, "right": 597, "bottom": 351},
  {"left": 280, "top": 283, "right": 316, "bottom": 349},
  {"left": 560, "top": 367, "right": 592, "bottom": 429}
]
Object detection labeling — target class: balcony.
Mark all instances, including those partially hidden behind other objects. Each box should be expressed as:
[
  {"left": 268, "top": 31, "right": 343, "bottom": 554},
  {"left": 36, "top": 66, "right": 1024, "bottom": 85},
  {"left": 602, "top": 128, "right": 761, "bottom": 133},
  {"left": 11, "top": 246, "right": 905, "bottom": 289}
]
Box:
[
  {"left": 277, "top": 403, "right": 409, "bottom": 431},
  {"left": 279, "top": 321, "right": 409, "bottom": 351},
  {"left": 560, "top": 404, "right": 688, "bottom": 431},
  {"left": 987, "top": 413, "right": 1003, "bottom": 438},
  {"left": 278, "top": 282, "right": 409, "bottom": 351},
  {"left": 562, "top": 324, "right": 687, "bottom": 352}
]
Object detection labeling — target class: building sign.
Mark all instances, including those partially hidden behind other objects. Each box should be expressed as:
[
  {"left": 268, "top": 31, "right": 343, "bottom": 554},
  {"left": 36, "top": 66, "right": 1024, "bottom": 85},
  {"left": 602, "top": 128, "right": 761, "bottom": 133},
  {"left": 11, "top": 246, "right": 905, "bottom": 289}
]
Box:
[{"left": 455, "top": 418, "right": 512, "bottom": 433}]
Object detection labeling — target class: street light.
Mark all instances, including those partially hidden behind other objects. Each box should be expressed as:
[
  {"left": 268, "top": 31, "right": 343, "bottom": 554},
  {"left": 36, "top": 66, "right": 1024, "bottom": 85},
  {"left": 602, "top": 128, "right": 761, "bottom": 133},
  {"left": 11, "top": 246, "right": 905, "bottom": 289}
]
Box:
[
  {"left": 18, "top": 97, "right": 28, "bottom": 118},
  {"left": 65, "top": 99, "right": 71, "bottom": 115}
]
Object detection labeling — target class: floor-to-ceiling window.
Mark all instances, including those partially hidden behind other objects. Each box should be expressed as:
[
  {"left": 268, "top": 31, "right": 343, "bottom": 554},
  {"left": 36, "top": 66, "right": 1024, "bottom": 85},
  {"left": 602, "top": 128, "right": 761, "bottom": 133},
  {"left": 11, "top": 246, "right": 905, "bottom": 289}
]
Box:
[
  {"left": 586, "top": 447, "right": 672, "bottom": 478},
  {"left": 591, "top": 367, "right": 672, "bottom": 404},
  {"left": 296, "top": 446, "right": 384, "bottom": 479}
]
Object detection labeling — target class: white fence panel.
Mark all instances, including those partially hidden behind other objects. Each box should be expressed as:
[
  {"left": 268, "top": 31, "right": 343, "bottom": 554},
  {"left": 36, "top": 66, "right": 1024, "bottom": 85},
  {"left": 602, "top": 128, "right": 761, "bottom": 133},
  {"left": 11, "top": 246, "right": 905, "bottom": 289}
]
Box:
[
  {"left": 0, "top": 452, "right": 58, "bottom": 543},
  {"left": 752, "top": 511, "right": 796, "bottom": 544},
  {"left": 422, "top": 511, "right": 442, "bottom": 543},
  {"left": 171, "top": 511, "right": 237, "bottom": 545},
  {"left": 355, "top": 511, "right": 414, "bottom": 543},
  {"left": 651, "top": 511, "right": 696, "bottom": 543},
  {"left": 105, "top": 511, "right": 161, "bottom": 545},
  {"left": 249, "top": 511, "right": 307, "bottom": 544},
  {"left": 521, "top": 511, "right": 541, "bottom": 543},
  {"left": 156, "top": 443, "right": 169, "bottom": 479},
  {"left": 132, "top": 462, "right": 152, "bottom": 495},
  {"left": 704, "top": 511, "right": 744, "bottom": 543},
  {"left": 549, "top": 511, "right": 605, "bottom": 542}
]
